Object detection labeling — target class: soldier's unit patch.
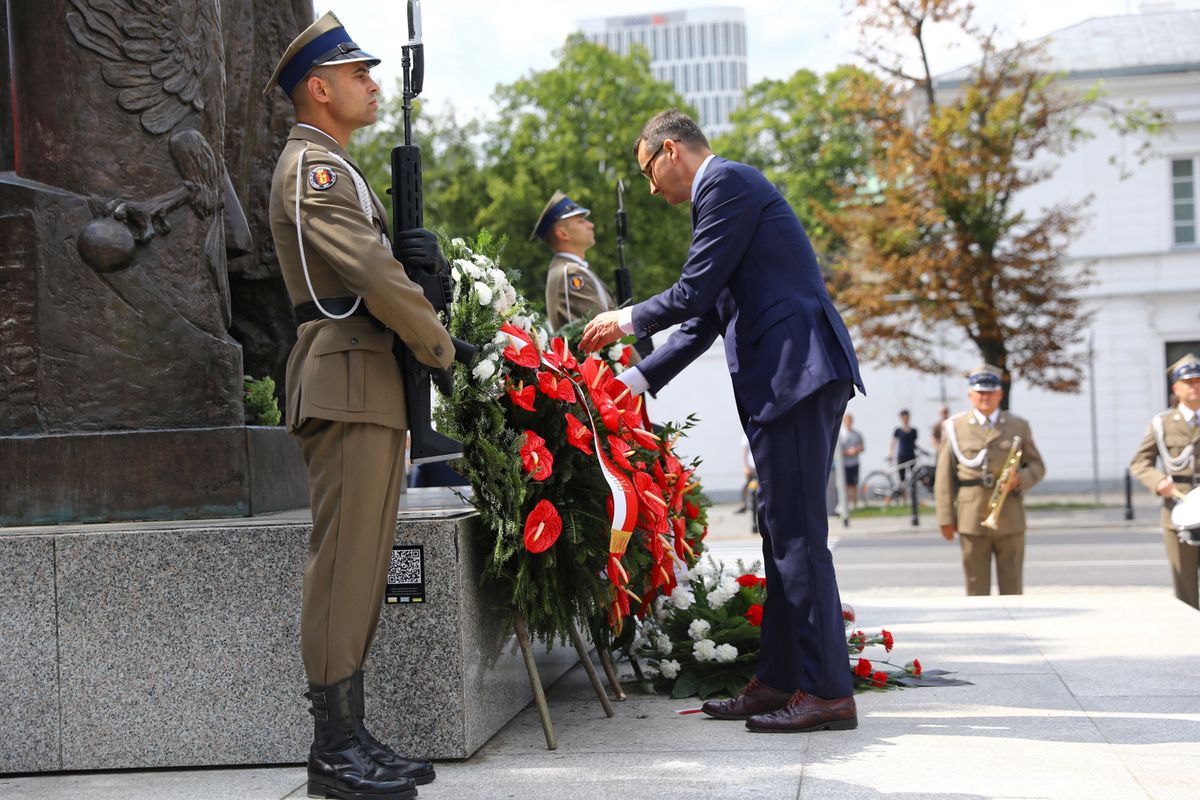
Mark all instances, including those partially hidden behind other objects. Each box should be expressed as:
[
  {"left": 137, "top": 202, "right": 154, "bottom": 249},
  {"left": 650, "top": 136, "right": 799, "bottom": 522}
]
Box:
[
  {"left": 308, "top": 165, "right": 337, "bottom": 191},
  {"left": 570, "top": 275, "right": 585, "bottom": 290}
]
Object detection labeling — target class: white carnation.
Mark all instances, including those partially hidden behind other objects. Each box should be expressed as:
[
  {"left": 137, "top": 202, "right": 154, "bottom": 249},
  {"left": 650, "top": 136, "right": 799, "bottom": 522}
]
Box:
[
  {"left": 687, "top": 619, "right": 711, "bottom": 641},
  {"left": 510, "top": 315, "right": 532, "bottom": 333},
  {"left": 654, "top": 634, "right": 673, "bottom": 656},
  {"left": 472, "top": 358, "right": 497, "bottom": 383},
  {"left": 504, "top": 285, "right": 517, "bottom": 305},
  {"left": 714, "top": 643, "right": 739, "bottom": 663},
  {"left": 609, "top": 344, "right": 627, "bottom": 362},
  {"left": 692, "top": 638, "right": 717, "bottom": 662},
  {"left": 451, "top": 237, "right": 466, "bottom": 248},
  {"left": 659, "top": 659, "right": 681, "bottom": 679},
  {"left": 474, "top": 282, "right": 493, "bottom": 306},
  {"left": 493, "top": 292, "right": 512, "bottom": 315},
  {"left": 492, "top": 331, "right": 509, "bottom": 346},
  {"left": 472, "top": 253, "right": 493, "bottom": 268},
  {"left": 666, "top": 585, "right": 694, "bottom": 611},
  {"left": 488, "top": 267, "right": 508, "bottom": 287},
  {"left": 450, "top": 265, "right": 461, "bottom": 283},
  {"left": 463, "top": 262, "right": 483, "bottom": 279}
]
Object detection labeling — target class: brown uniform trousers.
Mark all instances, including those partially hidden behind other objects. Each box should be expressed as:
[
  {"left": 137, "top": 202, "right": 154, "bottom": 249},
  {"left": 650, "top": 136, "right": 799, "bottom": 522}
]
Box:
[
  {"left": 935, "top": 411, "right": 1045, "bottom": 596},
  {"left": 1129, "top": 409, "right": 1200, "bottom": 609},
  {"left": 270, "top": 125, "right": 453, "bottom": 684}
]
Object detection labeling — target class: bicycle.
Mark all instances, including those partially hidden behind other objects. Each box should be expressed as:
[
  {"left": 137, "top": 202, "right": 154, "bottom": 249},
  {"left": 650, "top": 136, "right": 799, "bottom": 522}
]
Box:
[{"left": 861, "top": 447, "right": 935, "bottom": 508}]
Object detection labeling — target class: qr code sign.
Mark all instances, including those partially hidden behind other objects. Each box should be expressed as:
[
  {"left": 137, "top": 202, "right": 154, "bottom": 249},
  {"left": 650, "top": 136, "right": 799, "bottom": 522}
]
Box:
[{"left": 389, "top": 547, "right": 422, "bottom": 585}]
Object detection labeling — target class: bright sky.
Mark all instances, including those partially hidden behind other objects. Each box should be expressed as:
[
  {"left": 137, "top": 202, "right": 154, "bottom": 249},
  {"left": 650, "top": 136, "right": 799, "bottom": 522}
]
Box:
[{"left": 315, "top": 0, "right": 1190, "bottom": 118}]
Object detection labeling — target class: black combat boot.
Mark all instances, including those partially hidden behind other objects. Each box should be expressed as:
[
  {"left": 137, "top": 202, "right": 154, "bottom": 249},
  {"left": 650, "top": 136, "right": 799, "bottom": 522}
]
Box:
[
  {"left": 307, "top": 677, "right": 418, "bottom": 800},
  {"left": 350, "top": 671, "right": 436, "bottom": 785}
]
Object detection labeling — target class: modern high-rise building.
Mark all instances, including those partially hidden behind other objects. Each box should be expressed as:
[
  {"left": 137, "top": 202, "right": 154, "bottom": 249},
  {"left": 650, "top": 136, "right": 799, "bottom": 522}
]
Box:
[{"left": 578, "top": 7, "right": 748, "bottom": 138}]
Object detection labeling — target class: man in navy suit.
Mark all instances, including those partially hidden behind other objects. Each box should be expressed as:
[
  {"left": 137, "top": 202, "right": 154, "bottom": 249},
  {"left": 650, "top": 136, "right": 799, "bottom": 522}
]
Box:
[{"left": 581, "top": 110, "right": 864, "bottom": 733}]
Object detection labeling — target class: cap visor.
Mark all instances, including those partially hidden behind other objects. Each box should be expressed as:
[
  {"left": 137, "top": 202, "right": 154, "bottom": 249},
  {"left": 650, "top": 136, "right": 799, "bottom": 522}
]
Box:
[{"left": 324, "top": 49, "right": 381, "bottom": 68}]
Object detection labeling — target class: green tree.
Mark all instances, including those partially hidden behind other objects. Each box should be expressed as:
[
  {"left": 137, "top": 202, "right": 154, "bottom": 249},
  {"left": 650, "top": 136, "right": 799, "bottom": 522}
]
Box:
[
  {"left": 479, "top": 35, "right": 695, "bottom": 313},
  {"left": 715, "top": 65, "right": 880, "bottom": 255}
]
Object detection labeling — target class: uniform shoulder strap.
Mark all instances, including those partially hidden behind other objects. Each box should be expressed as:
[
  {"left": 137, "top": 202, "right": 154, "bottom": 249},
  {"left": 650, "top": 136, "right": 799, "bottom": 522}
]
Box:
[
  {"left": 293, "top": 144, "right": 363, "bottom": 320},
  {"left": 944, "top": 412, "right": 985, "bottom": 469},
  {"left": 1152, "top": 411, "right": 1194, "bottom": 474}
]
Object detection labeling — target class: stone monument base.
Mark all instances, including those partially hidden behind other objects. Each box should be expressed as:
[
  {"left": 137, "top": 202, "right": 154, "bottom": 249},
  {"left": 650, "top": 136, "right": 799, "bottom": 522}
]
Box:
[{"left": 0, "top": 489, "right": 576, "bottom": 773}]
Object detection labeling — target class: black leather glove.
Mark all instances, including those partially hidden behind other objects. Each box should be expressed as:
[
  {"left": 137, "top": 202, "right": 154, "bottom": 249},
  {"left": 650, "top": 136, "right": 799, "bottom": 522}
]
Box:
[
  {"left": 393, "top": 227, "right": 443, "bottom": 273},
  {"left": 431, "top": 367, "right": 455, "bottom": 397},
  {"left": 452, "top": 337, "right": 479, "bottom": 367}
]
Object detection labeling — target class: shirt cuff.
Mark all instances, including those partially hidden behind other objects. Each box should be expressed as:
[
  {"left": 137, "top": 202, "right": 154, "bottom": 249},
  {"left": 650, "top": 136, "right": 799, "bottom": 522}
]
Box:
[
  {"left": 617, "top": 306, "right": 635, "bottom": 335},
  {"left": 616, "top": 366, "right": 649, "bottom": 397}
]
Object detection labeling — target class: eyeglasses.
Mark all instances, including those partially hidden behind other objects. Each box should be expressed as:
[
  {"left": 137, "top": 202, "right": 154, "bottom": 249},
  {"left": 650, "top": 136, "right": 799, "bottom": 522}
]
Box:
[{"left": 639, "top": 142, "right": 666, "bottom": 182}]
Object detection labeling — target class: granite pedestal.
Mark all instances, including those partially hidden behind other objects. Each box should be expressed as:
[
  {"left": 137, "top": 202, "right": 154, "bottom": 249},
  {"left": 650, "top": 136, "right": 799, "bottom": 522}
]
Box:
[{"left": 0, "top": 489, "right": 577, "bottom": 773}]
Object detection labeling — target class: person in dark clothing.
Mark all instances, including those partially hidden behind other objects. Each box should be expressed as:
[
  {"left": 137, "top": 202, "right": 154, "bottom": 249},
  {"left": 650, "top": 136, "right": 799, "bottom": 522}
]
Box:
[{"left": 889, "top": 410, "right": 919, "bottom": 501}]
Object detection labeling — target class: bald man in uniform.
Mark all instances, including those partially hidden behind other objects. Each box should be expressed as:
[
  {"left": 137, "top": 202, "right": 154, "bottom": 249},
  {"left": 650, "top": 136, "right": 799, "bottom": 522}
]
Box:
[
  {"left": 935, "top": 365, "right": 1045, "bottom": 596},
  {"left": 1130, "top": 353, "right": 1200, "bottom": 609},
  {"left": 266, "top": 11, "right": 446, "bottom": 800}
]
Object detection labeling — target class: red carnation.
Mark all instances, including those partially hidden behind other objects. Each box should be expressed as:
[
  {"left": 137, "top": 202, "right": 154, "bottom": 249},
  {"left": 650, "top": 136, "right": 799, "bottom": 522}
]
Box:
[
  {"left": 871, "top": 670, "right": 888, "bottom": 688},
  {"left": 745, "top": 603, "right": 764, "bottom": 627},
  {"left": 881, "top": 629, "right": 894, "bottom": 652},
  {"left": 523, "top": 500, "right": 562, "bottom": 553},
  {"left": 842, "top": 604, "right": 856, "bottom": 624},
  {"left": 507, "top": 382, "right": 536, "bottom": 412},
  {"left": 519, "top": 431, "right": 553, "bottom": 481},
  {"left": 565, "top": 413, "right": 593, "bottom": 455},
  {"left": 736, "top": 573, "right": 760, "bottom": 588},
  {"left": 911, "top": 658, "right": 922, "bottom": 677},
  {"left": 757, "top": 576, "right": 767, "bottom": 588},
  {"left": 854, "top": 658, "right": 872, "bottom": 678}
]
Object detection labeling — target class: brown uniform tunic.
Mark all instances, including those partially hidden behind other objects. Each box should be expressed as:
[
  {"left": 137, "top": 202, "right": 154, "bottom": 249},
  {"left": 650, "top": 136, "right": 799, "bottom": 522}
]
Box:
[
  {"left": 269, "top": 124, "right": 452, "bottom": 684},
  {"left": 935, "top": 410, "right": 1045, "bottom": 595},
  {"left": 543, "top": 253, "right": 616, "bottom": 332},
  {"left": 1129, "top": 408, "right": 1200, "bottom": 609}
]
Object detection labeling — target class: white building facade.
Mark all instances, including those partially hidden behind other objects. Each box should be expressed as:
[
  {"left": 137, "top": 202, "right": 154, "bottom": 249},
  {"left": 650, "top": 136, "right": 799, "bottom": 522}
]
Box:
[
  {"left": 646, "top": 10, "right": 1200, "bottom": 498},
  {"left": 578, "top": 7, "right": 748, "bottom": 138}
]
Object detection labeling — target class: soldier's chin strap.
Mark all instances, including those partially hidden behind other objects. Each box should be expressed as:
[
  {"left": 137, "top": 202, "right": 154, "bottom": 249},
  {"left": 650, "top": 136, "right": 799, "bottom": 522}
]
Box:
[
  {"left": 294, "top": 143, "right": 363, "bottom": 321},
  {"left": 1152, "top": 413, "right": 1195, "bottom": 474}
]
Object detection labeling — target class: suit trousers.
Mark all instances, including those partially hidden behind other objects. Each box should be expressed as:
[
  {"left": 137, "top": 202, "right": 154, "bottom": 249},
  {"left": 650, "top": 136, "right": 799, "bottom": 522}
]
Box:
[
  {"left": 295, "top": 418, "right": 408, "bottom": 684},
  {"left": 959, "top": 532, "right": 1024, "bottom": 596},
  {"left": 1161, "top": 508, "right": 1200, "bottom": 609},
  {"left": 748, "top": 379, "right": 854, "bottom": 699}
]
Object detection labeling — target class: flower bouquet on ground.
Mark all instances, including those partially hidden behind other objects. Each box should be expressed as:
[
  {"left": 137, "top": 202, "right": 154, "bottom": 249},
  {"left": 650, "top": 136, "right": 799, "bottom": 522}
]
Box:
[
  {"left": 843, "top": 605, "right": 970, "bottom": 689},
  {"left": 433, "top": 231, "right": 707, "bottom": 648}
]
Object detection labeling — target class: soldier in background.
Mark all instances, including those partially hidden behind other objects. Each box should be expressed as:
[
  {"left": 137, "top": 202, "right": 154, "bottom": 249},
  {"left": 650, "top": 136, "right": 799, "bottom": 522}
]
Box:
[
  {"left": 935, "top": 365, "right": 1045, "bottom": 596},
  {"left": 266, "top": 11, "right": 447, "bottom": 799},
  {"left": 533, "top": 190, "right": 617, "bottom": 331},
  {"left": 1129, "top": 354, "right": 1200, "bottom": 609}
]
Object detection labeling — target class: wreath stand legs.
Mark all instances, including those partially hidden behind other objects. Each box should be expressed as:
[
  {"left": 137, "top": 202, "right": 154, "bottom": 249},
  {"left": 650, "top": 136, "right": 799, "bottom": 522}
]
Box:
[
  {"left": 568, "top": 622, "right": 615, "bottom": 718},
  {"left": 513, "top": 612, "right": 557, "bottom": 750},
  {"left": 597, "top": 648, "right": 627, "bottom": 701}
]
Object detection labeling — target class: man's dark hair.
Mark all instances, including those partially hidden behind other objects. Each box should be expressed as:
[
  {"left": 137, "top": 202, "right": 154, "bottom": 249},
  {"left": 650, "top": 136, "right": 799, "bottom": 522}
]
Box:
[{"left": 634, "top": 109, "right": 709, "bottom": 157}]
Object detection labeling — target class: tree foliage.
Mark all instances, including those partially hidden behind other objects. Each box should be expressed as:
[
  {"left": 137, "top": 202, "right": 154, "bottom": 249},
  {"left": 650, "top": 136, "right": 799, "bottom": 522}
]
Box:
[{"left": 818, "top": 0, "right": 1165, "bottom": 402}]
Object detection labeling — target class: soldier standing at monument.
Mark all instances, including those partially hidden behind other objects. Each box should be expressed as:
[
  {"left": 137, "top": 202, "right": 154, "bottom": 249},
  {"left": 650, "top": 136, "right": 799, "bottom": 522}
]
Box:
[
  {"left": 1129, "top": 354, "right": 1200, "bottom": 609},
  {"left": 935, "top": 366, "right": 1045, "bottom": 596},
  {"left": 533, "top": 190, "right": 618, "bottom": 331},
  {"left": 266, "top": 12, "right": 449, "bottom": 800}
]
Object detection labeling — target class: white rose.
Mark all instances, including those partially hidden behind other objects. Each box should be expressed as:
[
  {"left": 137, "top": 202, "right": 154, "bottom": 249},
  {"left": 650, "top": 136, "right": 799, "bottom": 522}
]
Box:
[
  {"left": 692, "top": 639, "right": 717, "bottom": 662},
  {"left": 472, "top": 359, "right": 496, "bottom": 383},
  {"left": 667, "top": 585, "right": 694, "bottom": 611},
  {"left": 474, "top": 282, "right": 493, "bottom": 306},
  {"left": 687, "top": 619, "right": 711, "bottom": 641},
  {"left": 655, "top": 634, "right": 673, "bottom": 656},
  {"left": 659, "top": 659, "right": 681, "bottom": 679},
  {"left": 714, "top": 643, "right": 738, "bottom": 663}
]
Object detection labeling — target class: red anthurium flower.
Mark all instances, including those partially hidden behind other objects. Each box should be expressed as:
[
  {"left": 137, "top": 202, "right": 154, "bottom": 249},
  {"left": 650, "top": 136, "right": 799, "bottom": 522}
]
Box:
[
  {"left": 684, "top": 501, "right": 699, "bottom": 520},
  {"left": 507, "top": 381, "right": 537, "bottom": 412},
  {"left": 618, "top": 345, "right": 634, "bottom": 366},
  {"left": 580, "top": 357, "right": 611, "bottom": 395},
  {"left": 854, "top": 658, "right": 873, "bottom": 679},
  {"left": 523, "top": 500, "right": 562, "bottom": 553},
  {"left": 745, "top": 603, "right": 764, "bottom": 627},
  {"left": 881, "top": 629, "right": 894, "bottom": 652},
  {"left": 871, "top": 671, "right": 888, "bottom": 688},
  {"left": 550, "top": 337, "right": 578, "bottom": 371},
  {"left": 503, "top": 341, "right": 541, "bottom": 369},
  {"left": 564, "top": 413, "right": 593, "bottom": 454},
  {"left": 628, "top": 426, "right": 660, "bottom": 451},
  {"left": 672, "top": 515, "right": 694, "bottom": 560},
  {"left": 598, "top": 399, "right": 622, "bottom": 433},
  {"left": 519, "top": 431, "right": 553, "bottom": 481},
  {"left": 536, "top": 371, "right": 577, "bottom": 403},
  {"left": 736, "top": 573, "right": 760, "bottom": 588},
  {"left": 606, "top": 435, "right": 634, "bottom": 471}
]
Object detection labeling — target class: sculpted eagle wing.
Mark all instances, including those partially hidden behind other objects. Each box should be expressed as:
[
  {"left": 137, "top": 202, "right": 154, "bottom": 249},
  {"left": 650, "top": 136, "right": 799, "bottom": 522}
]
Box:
[{"left": 66, "top": 0, "right": 215, "bottom": 135}]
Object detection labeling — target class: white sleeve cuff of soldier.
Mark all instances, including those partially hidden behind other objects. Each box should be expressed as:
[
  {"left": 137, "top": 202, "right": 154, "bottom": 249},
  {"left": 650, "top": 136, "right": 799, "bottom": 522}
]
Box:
[
  {"left": 616, "top": 366, "right": 649, "bottom": 397},
  {"left": 618, "top": 306, "right": 634, "bottom": 334}
]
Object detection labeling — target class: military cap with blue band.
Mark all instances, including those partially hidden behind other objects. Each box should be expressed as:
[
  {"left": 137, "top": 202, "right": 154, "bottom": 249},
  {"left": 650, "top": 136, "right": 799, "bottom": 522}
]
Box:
[
  {"left": 967, "top": 364, "right": 1003, "bottom": 392},
  {"left": 1168, "top": 353, "right": 1200, "bottom": 382},
  {"left": 264, "top": 11, "right": 380, "bottom": 97},
  {"left": 530, "top": 190, "right": 590, "bottom": 241}
]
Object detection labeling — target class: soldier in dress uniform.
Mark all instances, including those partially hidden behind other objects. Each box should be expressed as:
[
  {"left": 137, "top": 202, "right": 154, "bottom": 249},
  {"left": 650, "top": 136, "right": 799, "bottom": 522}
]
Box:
[
  {"left": 533, "top": 190, "right": 618, "bottom": 331},
  {"left": 265, "top": 11, "right": 449, "bottom": 800},
  {"left": 935, "top": 365, "right": 1045, "bottom": 596},
  {"left": 1129, "top": 353, "right": 1200, "bottom": 609}
]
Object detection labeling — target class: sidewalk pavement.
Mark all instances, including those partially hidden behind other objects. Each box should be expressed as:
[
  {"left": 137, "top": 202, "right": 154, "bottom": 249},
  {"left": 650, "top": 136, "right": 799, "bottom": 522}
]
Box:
[{"left": 4, "top": 494, "right": 1197, "bottom": 800}]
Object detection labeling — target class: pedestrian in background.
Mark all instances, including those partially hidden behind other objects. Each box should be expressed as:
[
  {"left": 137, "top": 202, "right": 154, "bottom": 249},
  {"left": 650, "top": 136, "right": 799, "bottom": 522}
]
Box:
[
  {"left": 840, "top": 414, "right": 865, "bottom": 510},
  {"left": 889, "top": 409, "right": 919, "bottom": 501}
]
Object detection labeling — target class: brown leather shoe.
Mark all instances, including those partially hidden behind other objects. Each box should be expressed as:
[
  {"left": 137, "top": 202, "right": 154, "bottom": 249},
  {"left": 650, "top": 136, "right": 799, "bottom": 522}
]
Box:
[
  {"left": 701, "top": 677, "right": 791, "bottom": 720},
  {"left": 745, "top": 691, "right": 857, "bottom": 733}
]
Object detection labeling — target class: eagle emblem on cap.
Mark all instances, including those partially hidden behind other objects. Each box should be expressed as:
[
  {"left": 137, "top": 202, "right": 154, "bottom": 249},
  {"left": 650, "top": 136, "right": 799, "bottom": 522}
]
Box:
[{"left": 309, "top": 165, "right": 337, "bottom": 191}]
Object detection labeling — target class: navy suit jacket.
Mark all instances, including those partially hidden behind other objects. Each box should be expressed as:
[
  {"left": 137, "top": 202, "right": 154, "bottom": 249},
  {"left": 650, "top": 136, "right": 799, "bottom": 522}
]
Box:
[{"left": 631, "top": 157, "right": 865, "bottom": 425}]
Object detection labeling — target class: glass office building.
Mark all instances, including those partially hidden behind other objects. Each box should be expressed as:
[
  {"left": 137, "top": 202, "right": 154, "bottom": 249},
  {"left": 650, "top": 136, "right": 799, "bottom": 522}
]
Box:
[{"left": 578, "top": 7, "right": 748, "bottom": 138}]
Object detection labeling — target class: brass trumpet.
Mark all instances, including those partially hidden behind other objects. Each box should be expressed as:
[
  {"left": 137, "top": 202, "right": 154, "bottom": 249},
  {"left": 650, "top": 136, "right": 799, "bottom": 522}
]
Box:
[{"left": 981, "top": 436, "right": 1023, "bottom": 530}]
